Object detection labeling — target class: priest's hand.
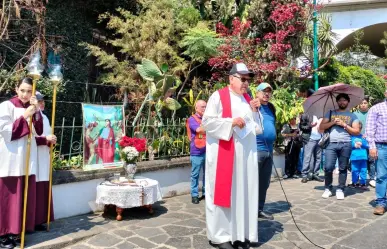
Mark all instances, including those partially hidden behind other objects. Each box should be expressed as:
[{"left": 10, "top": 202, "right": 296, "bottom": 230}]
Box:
[
  {"left": 23, "top": 105, "right": 37, "bottom": 119},
  {"left": 249, "top": 98, "right": 261, "bottom": 112},
  {"left": 232, "top": 117, "right": 245, "bottom": 129},
  {"left": 46, "top": 135, "right": 57, "bottom": 144}
]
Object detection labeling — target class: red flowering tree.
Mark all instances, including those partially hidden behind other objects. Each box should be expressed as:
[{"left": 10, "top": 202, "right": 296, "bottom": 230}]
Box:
[{"left": 208, "top": 0, "right": 316, "bottom": 85}]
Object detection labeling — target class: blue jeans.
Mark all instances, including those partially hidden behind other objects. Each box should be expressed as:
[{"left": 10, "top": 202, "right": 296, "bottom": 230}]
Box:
[
  {"left": 324, "top": 142, "right": 351, "bottom": 191},
  {"left": 258, "top": 151, "right": 273, "bottom": 211},
  {"left": 297, "top": 147, "right": 304, "bottom": 173},
  {"left": 375, "top": 144, "right": 387, "bottom": 207},
  {"left": 351, "top": 160, "right": 367, "bottom": 185},
  {"left": 190, "top": 154, "right": 205, "bottom": 197}
]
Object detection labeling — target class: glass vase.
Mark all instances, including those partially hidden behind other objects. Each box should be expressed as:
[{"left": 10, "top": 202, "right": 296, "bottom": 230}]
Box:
[{"left": 124, "top": 162, "right": 137, "bottom": 179}]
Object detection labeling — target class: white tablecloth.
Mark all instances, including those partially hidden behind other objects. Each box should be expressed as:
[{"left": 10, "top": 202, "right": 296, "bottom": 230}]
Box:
[{"left": 96, "top": 177, "right": 163, "bottom": 208}]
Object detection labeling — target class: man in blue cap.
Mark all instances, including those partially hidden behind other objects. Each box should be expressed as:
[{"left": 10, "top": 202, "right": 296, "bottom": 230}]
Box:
[{"left": 255, "top": 82, "right": 276, "bottom": 220}]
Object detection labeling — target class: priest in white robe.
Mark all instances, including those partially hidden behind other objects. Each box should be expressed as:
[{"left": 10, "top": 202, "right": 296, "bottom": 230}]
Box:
[{"left": 202, "top": 63, "right": 263, "bottom": 249}]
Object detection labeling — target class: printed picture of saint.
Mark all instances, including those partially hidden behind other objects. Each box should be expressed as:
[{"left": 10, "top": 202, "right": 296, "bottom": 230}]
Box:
[{"left": 96, "top": 119, "right": 115, "bottom": 164}]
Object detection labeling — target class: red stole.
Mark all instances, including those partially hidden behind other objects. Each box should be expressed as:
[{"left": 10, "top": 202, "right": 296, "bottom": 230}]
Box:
[{"left": 214, "top": 87, "right": 251, "bottom": 208}]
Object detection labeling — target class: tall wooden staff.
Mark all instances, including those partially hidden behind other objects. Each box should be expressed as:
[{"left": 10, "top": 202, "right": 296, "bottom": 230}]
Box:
[
  {"left": 46, "top": 64, "right": 63, "bottom": 231},
  {"left": 21, "top": 51, "right": 44, "bottom": 249}
]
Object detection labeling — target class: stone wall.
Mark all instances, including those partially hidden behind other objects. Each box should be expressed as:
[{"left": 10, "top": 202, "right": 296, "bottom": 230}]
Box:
[{"left": 52, "top": 153, "right": 285, "bottom": 219}]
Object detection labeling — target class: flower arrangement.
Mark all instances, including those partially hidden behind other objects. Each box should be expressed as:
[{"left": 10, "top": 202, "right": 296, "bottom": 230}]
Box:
[{"left": 118, "top": 136, "right": 147, "bottom": 164}]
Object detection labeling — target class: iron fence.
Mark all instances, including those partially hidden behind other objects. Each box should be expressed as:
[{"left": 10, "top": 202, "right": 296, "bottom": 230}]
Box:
[{"left": 55, "top": 116, "right": 190, "bottom": 165}]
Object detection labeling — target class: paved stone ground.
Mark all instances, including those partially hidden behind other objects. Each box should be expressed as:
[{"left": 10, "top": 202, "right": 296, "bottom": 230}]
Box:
[{"left": 22, "top": 175, "right": 386, "bottom": 249}]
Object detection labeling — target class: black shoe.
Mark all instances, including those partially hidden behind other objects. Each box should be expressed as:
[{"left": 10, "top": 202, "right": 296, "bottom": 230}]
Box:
[
  {"left": 7, "top": 235, "right": 19, "bottom": 246},
  {"left": 232, "top": 240, "right": 248, "bottom": 249},
  {"left": 348, "top": 183, "right": 356, "bottom": 188},
  {"left": 244, "top": 239, "right": 260, "bottom": 248},
  {"left": 200, "top": 195, "right": 205, "bottom": 201},
  {"left": 258, "top": 211, "right": 274, "bottom": 220},
  {"left": 209, "top": 241, "right": 235, "bottom": 249},
  {"left": 192, "top": 197, "right": 200, "bottom": 204},
  {"left": 35, "top": 224, "right": 47, "bottom": 231},
  {"left": 0, "top": 236, "right": 15, "bottom": 249},
  {"left": 301, "top": 178, "right": 308, "bottom": 183},
  {"left": 312, "top": 174, "right": 324, "bottom": 182}
]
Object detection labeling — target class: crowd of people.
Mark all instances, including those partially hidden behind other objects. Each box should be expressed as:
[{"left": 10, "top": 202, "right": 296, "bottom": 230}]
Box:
[
  {"left": 280, "top": 94, "right": 379, "bottom": 198},
  {"left": 186, "top": 62, "right": 387, "bottom": 249},
  {"left": 1, "top": 63, "right": 387, "bottom": 249}
]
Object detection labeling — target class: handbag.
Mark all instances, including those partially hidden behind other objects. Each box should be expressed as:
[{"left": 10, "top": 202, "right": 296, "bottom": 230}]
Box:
[{"left": 318, "top": 110, "right": 332, "bottom": 149}]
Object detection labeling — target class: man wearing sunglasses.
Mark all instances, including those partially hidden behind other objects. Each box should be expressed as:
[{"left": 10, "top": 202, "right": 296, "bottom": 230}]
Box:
[{"left": 202, "top": 63, "right": 263, "bottom": 249}]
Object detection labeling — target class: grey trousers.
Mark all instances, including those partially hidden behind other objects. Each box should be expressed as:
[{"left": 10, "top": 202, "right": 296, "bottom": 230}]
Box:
[{"left": 301, "top": 139, "right": 322, "bottom": 178}]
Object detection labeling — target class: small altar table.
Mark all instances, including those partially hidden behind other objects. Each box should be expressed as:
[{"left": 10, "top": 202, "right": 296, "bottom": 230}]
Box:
[{"left": 96, "top": 177, "right": 163, "bottom": 220}]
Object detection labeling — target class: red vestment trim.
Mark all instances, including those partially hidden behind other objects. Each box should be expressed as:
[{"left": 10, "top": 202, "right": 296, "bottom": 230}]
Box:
[{"left": 214, "top": 87, "right": 251, "bottom": 208}]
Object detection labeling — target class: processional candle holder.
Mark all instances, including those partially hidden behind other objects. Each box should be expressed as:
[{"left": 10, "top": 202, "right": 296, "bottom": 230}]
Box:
[
  {"left": 26, "top": 51, "right": 44, "bottom": 81},
  {"left": 47, "top": 63, "right": 63, "bottom": 232},
  {"left": 49, "top": 64, "right": 63, "bottom": 83},
  {"left": 21, "top": 50, "right": 44, "bottom": 249}
]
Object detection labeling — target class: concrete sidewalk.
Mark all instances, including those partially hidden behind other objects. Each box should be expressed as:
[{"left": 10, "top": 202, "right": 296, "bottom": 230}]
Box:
[{"left": 21, "top": 175, "right": 386, "bottom": 249}]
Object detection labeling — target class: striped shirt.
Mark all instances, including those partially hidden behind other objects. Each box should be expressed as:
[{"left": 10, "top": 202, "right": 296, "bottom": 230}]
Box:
[{"left": 366, "top": 100, "right": 387, "bottom": 149}]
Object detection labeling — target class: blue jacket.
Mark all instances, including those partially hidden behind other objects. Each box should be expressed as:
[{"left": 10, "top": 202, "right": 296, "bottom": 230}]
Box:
[{"left": 350, "top": 134, "right": 369, "bottom": 161}]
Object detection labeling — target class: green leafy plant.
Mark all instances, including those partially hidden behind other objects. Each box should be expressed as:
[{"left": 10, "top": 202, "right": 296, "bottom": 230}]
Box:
[
  {"left": 52, "top": 151, "right": 83, "bottom": 170},
  {"left": 302, "top": 13, "right": 338, "bottom": 61},
  {"left": 336, "top": 30, "right": 385, "bottom": 74},
  {"left": 134, "top": 58, "right": 182, "bottom": 126},
  {"left": 52, "top": 148, "right": 66, "bottom": 170},
  {"left": 182, "top": 89, "right": 203, "bottom": 114},
  {"left": 150, "top": 128, "right": 189, "bottom": 159},
  {"left": 319, "top": 58, "right": 385, "bottom": 101},
  {"left": 271, "top": 87, "right": 304, "bottom": 126},
  {"left": 337, "top": 65, "right": 385, "bottom": 102},
  {"left": 180, "top": 22, "right": 223, "bottom": 63},
  {"left": 381, "top": 31, "right": 387, "bottom": 57}
]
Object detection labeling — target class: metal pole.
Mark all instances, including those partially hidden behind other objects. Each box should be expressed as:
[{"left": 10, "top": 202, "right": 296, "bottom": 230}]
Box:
[
  {"left": 313, "top": 0, "right": 319, "bottom": 91},
  {"left": 46, "top": 82, "right": 58, "bottom": 231},
  {"left": 20, "top": 77, "right": 38, "bottom": 249}
]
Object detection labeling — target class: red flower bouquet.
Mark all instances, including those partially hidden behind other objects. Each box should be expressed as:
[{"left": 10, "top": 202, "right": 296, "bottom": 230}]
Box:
[{"left": 118, "top": 136, "right": 147, "bottom": 164}]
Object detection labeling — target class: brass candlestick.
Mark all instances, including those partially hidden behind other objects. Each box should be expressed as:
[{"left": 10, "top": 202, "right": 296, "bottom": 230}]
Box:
[
  {"left": 46, "top": 64, "right": 63, "bottom": 231},
  {"left": 21, "top": 51, "right": 43, "bottom": 249}
]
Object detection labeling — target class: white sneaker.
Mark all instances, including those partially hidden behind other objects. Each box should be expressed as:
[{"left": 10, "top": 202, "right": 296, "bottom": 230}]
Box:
[
  {"left": 336, "top": 189, "right": 345, "bottom": 200},
  {"left": 369, "top": 180, "right": 376, "bottom": 188},
  {"left": 322, "top": 189, "right": 332, "bottom": 199},
  {"left": 283, "top": 174, "right": 288, "bottom": 179}
]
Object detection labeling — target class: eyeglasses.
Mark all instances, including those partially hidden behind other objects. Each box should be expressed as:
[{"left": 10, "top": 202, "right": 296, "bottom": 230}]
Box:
[
  {"left": 260, "top": 91, "right": 272, "bottom": 96},
  {"left": 233, "top": 75, "right": 250, "bottom": 83}
]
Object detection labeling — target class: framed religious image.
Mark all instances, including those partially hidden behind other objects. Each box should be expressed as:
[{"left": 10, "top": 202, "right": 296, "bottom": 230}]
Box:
[{"left": 82, "top": 104, "right": 125, "bottom": 170}]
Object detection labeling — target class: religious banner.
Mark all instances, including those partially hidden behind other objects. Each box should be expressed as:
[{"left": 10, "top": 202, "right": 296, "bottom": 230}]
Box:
[{"left": 82, "top": 104, "right": 125, "bottom": 170}]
